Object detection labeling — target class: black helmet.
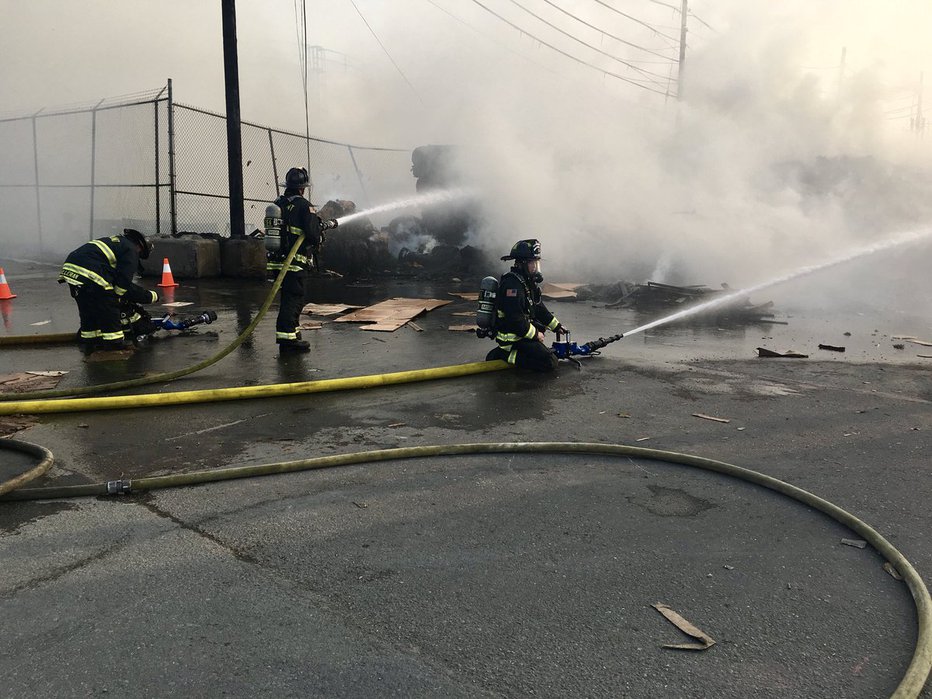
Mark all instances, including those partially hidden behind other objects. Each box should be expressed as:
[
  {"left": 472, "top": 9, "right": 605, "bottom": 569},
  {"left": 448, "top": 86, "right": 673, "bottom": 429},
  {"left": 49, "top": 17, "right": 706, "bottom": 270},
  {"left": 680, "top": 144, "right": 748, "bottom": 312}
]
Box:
[
  {"left": 501, "top": 239, "right": 541, "bottom": 262},
  {"left": 283, "top": 167, "right": 311, "bottom": 189},
  {"left": 123, "top": 228, "right": 153, "bottom": 259}
]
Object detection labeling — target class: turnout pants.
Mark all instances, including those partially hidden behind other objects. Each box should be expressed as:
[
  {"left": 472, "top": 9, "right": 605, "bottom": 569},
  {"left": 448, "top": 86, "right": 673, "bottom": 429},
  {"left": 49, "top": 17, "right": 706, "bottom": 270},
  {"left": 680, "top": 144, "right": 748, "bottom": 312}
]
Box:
[
  {"left": 70, "top": 284, "right": 125, "bottom": 349},
  {"left": 486, "top": 339, "right": 558, "bottom": 373},
  {"left": 275, "top": 269, "right": 307, "bottom": 344}
]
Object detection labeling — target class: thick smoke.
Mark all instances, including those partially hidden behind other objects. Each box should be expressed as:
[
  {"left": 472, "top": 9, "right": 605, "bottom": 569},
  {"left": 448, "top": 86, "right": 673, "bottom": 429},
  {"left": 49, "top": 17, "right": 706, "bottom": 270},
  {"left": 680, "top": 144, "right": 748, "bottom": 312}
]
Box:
[{"left": 3, "top": 0, "right": 931, "bottom": 310}]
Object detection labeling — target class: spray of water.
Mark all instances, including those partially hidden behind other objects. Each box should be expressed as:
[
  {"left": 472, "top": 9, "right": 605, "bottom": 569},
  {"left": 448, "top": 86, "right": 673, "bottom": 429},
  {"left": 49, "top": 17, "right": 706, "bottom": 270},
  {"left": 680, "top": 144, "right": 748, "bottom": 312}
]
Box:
[
  {"left": 334, "top": 187, "right": 475, "bottom": 226},
  {"left": 622, "top": 227, "right": 932, "bottom": 338}
]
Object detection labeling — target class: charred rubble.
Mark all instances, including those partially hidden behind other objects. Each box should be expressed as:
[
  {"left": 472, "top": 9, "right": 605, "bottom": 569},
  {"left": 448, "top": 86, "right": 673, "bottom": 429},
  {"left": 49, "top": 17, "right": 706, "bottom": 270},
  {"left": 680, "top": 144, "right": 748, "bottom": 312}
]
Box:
[{"left": 575, "top": 280, "right": 779, "bottom": 325}]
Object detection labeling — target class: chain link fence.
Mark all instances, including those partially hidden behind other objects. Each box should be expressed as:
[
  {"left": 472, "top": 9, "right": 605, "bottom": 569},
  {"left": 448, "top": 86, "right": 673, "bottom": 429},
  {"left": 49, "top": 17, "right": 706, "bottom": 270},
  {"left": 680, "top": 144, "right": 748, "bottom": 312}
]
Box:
[{"left": 0, "top": 82, "right": 414, "bottom": 261}]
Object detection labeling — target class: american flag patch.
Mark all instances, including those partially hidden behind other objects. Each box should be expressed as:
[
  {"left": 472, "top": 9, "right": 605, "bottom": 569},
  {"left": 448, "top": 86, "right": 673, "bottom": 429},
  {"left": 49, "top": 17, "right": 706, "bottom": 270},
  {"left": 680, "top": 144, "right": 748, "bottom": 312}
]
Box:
[{"left": 506, "top": 288, "right": 517, "bottom": 296}]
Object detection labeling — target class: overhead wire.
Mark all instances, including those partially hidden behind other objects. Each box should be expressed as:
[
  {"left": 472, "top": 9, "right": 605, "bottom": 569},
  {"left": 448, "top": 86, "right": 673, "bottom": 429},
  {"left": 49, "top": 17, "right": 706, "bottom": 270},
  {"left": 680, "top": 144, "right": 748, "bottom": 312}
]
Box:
[
  {"left": 467, "top": 0, "right": 670, "bottom": 95},
  {"left": 348, "top": 0, "right": 425, "bottom": 106},
  {"left": 537, "top": 0, "right": 675, "bottom": 61},
  {"left": 424, "top": 0, "right": 558, "bottom": 74},
  {"left": 589, "top": 0, "right": 679, "bottom": 44},
  {"left": 504, "top": 0, "right": 674, "bottom": 86}
]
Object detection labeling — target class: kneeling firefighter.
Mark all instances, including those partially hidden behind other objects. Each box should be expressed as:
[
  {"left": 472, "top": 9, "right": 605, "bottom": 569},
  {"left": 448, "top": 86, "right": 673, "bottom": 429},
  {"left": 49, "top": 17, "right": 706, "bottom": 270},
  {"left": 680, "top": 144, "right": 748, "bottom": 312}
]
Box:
[
  {"left": 59, "top": 229, "right": 158, "bottom": 351},
  {"left": 265, "top": 166, "right": 338, "bottom": 353},
  {"left": 483, "top": 239, "right": 567, "bottom": 373}
]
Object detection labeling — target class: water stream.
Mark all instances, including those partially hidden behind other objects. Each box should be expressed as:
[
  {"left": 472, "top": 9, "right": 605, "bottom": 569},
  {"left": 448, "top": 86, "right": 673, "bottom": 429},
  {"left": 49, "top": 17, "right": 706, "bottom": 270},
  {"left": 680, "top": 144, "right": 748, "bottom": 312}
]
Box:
[
  {"left": 334, "top": 187, "right": 474, "bottom": 226},
  {"left": 623, "top": 227, "right": 932, "bottom": 338}
]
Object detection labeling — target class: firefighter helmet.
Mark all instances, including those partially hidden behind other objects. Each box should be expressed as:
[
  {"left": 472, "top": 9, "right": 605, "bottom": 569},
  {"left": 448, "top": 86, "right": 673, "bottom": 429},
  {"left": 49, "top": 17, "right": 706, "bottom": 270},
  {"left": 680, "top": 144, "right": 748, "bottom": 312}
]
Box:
[
  {"left": 123, "top": 228, "right": 153, "bottom": 259},
  {"left": 283, "top": 167, "right": 311, "bottom": 189},
  {"left": 501, "top": 239, "right": 541, "bottom": 262}
]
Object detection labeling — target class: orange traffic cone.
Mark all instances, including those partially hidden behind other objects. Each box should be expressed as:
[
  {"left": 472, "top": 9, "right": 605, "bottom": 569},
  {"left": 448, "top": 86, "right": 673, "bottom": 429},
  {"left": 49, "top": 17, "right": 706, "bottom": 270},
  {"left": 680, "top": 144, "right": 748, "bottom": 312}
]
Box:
[
  {"left": 0, "top": 268, "right": 16, "bottom": 299},
  {"left": 157, "top": 257, "right": 179, "bottom": 288}
]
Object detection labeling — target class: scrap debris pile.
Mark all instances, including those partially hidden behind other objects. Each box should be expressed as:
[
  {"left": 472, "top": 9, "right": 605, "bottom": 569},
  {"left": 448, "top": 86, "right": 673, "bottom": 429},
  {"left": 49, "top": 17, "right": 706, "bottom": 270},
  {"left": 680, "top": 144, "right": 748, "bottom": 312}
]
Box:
[{"left": 575, "top": 280, "right": 779, "bottom": 325}]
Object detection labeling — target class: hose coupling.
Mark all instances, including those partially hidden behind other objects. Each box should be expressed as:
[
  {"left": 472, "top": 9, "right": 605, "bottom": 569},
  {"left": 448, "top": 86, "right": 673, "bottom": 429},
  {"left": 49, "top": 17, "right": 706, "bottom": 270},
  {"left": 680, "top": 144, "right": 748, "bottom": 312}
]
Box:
[{"left": 106, "top": 479, "right": 132, "bottom": 495}]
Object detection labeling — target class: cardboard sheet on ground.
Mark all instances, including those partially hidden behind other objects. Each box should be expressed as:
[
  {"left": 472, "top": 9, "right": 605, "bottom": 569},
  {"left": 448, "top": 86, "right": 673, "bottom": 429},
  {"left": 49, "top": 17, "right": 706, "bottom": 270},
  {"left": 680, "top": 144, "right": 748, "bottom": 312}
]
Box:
[
  {"left": 652, "top": 603, "right": 716, "bottom": 651},
  {"left": 0, "top": 372, "right": 67, "bottom": 437},
  {"left": 301, "top": 303, "right": 364, "bottom": 317},
  {"left": 335, "top": 297, "right": 452, "bottom": 332},
  {"left": 540, "top": 282, "right": 583, "bottom": 299}
]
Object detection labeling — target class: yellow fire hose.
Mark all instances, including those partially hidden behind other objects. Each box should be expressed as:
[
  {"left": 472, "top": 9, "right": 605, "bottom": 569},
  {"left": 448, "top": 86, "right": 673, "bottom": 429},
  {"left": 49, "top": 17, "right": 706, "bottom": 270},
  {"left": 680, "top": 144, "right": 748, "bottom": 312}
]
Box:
[
  {"left": 0, "top": 360, "right": 511, "bottom": 415},
  {"left": 0, "top": 439, "right": 928, "bottom": 698},
  {"left": 0, "top": 234, "right": 308, "bottom": 401}
]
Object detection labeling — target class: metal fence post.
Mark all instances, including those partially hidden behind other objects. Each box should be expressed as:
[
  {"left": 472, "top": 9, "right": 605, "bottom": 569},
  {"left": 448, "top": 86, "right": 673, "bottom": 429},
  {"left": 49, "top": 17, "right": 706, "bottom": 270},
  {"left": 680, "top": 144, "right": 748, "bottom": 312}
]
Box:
[
  {"left": 268, "top": 128, "right": 279, "bottom": 198},
  {"left": 31, "top": 109, "right": 43, "bottom": 254},
  {"left": 347, "top": 145, "right": 370, "bottom": 208},
  {"left": 168, "top": 78, "right": 178, "bottom": 235},
  {"left": 88, "top": 98, "right": 104, "bottom": 240},
  {"left": 154, "top": 99, "right": 161, "bottom": 236}
]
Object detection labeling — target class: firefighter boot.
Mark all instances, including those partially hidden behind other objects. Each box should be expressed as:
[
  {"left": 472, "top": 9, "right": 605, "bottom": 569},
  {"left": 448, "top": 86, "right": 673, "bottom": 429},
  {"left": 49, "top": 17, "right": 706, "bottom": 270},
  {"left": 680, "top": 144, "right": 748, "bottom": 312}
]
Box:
[{"left": 278, "top": 340, "right": 311, "bottom": 353}]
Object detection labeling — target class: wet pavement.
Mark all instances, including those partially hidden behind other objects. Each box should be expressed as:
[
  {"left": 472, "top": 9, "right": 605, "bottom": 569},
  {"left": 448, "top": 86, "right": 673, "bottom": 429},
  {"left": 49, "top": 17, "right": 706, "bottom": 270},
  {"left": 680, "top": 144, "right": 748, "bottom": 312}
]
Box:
[{"left": 0, "top": 257, "right": 930, "bottom": 698}]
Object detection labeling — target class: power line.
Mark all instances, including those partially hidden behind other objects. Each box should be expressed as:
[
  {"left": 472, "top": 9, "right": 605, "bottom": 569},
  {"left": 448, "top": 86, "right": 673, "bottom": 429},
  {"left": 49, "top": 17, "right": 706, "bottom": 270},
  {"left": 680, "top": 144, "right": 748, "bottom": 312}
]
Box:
[
  {"left": 347, "top": 0, "right": 425, "bottom": 105},
  {"left": 424, "top": 0, "right": 666, "bottom": 114},
  {"left": 424, "top": 0, "right": 558, "bottom": 74},
  {"left": 537, "top": 0, "right": 676, "bottom": 61},
  {"left": 505, "top": 0, "right": 674, "bottom": 85},
  {"left": 642, "top": 0, "right": 716, "bottom": 33},
  {"left": 467, "top": 0, "right": 671, "bottom": 95},
  {"left": 589, "top": 0, "right": 679, "bottom": 43}
]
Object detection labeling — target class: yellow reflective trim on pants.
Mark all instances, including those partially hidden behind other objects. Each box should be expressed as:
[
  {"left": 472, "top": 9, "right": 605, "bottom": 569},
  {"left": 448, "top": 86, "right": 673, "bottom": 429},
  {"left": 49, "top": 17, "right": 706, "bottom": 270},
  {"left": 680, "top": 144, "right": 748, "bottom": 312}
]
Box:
[
  {"left": 495, "top": 332, "right": 521, "bottom": 343},
  {"left": 90, "top": 239, "right": 117, "bottom": 267},
  {"left": 276, "top": 331, "right": 299, "bottom": 340},
  {"left": 507, "top": 349, "right": 518, "bottom": 365},
  {"left": 99, "top": 331, "right": 125, "bottom": 341},
  {"left": 80, "top": 330, "right": 100, "bottom": 339},
  {"left": 61, "top": 263, "right": 113, "bottom": 290}
]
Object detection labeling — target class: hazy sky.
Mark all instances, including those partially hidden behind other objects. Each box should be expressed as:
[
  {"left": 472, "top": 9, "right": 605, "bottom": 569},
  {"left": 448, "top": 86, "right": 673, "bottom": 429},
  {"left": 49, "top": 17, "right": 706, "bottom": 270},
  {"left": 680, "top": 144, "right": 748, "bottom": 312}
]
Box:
[{"left": 3, "top": 0, "right": 932, "bottom": 291}]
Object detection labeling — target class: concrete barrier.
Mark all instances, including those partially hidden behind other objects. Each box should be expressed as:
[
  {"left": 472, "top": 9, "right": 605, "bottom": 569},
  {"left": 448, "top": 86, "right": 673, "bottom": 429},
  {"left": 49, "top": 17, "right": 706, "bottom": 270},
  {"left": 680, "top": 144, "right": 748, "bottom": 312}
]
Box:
[{"left": 140, "top": 236, "right": 221, "bottom": 279}]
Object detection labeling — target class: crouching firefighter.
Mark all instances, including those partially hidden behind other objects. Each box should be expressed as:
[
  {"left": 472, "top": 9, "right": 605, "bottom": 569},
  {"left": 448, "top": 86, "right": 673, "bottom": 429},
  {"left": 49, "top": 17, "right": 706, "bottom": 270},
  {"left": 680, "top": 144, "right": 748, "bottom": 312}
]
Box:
[
  {"left": 482, "top": 239, "right": 567, "bottom": 373},
  {"left": 265, "top": 166, "right": 338, "bottom": 353},
  {"left": 59, "top": 228, "right": 159, "bottom": 351}
]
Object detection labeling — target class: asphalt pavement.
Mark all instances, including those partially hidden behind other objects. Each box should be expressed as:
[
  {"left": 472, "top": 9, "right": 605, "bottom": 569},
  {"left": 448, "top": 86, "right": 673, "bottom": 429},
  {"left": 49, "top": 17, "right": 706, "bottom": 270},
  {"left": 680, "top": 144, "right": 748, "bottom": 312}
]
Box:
[{"left": 1, "top": 258, "right": 930, "bottom": 698}]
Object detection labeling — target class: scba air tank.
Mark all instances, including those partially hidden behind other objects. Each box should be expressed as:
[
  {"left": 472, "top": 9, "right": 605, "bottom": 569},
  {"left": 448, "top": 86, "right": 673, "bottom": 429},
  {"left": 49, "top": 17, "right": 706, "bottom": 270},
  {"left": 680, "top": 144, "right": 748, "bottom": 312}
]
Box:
[
  {"left": 475, "top": 276, "right": 499, "bottom": 338},
  {"left": 263, "top": 204, "right": 283, "bottom": 253}
]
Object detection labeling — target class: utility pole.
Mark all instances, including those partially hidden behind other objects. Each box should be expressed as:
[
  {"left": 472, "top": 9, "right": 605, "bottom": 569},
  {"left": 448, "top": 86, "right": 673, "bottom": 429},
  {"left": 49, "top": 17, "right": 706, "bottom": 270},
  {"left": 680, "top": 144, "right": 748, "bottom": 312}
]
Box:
[
  {"left": 913, "top": 71, "right": 925, "bottom": 135},
  {"left": 676, "top": 0, "right": 687, "bottom": 100},
  {"left": 221, "top": 0, "right": 245, "bottom": 238},
  {"left": 836, "top": 46, "right": 847, "bottom": 102}
]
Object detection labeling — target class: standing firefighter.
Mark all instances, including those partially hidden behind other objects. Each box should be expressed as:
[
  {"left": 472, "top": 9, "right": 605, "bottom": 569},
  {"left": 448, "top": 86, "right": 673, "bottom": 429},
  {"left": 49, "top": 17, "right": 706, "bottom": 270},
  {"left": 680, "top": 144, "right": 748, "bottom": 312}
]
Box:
[
  {"left": 267, "top": 167, "right": 338, "bottom": 353},
  {"left": 59, "top": 229, "right": 158, "bottom": 351},
  {"left": 486, "top": 239, "right": 567, "bottom": 373}
]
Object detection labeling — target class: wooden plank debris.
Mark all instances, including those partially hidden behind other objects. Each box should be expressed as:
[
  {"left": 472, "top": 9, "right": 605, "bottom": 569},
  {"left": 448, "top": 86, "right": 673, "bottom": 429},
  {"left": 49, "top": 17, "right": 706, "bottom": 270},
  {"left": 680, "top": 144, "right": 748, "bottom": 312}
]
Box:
[
  {"left": 692, "top": 413, "right": 731, "bottom": 423},
  {"left": 818, "top": 344, "right": 846, "bottom": 352},
  {"left": 406, "top": 321, "right": 423, "bottom": 332},
  {"left": 651, "top": 603, "right": 716, "bottom": 651},
  {"left": 907, "top": 339, "right": 932, "bottom": 347},
  {"left": 298, "top": 321, "right": 322, "bottom": 331},
  {"left": 448, "top": 292, "right": 478, "bottom": 301},
  {"left": 448, "top": 324, "right": 477, "bottom": 332},
  {"left": 757, "top": 347, "right": 808, "bottom": 358}
]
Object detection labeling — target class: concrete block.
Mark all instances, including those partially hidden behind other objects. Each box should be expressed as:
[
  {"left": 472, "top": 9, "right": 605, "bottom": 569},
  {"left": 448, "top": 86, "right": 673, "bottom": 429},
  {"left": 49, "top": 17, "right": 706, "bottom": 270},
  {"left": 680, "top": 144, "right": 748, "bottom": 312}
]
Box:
[
  {"left": 140, "top": 236, "right": 221, "bottom": 279},
  {"left": 220, "top": 237, "right": 268, "bottom": 278}
]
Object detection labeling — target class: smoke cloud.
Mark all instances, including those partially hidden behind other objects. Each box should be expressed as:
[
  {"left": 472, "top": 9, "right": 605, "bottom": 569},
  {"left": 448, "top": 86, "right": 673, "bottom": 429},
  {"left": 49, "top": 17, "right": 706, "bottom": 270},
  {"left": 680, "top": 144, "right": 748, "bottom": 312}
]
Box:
[{"left": 2, "top": 0, "right": 932, "bottom": 308}]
